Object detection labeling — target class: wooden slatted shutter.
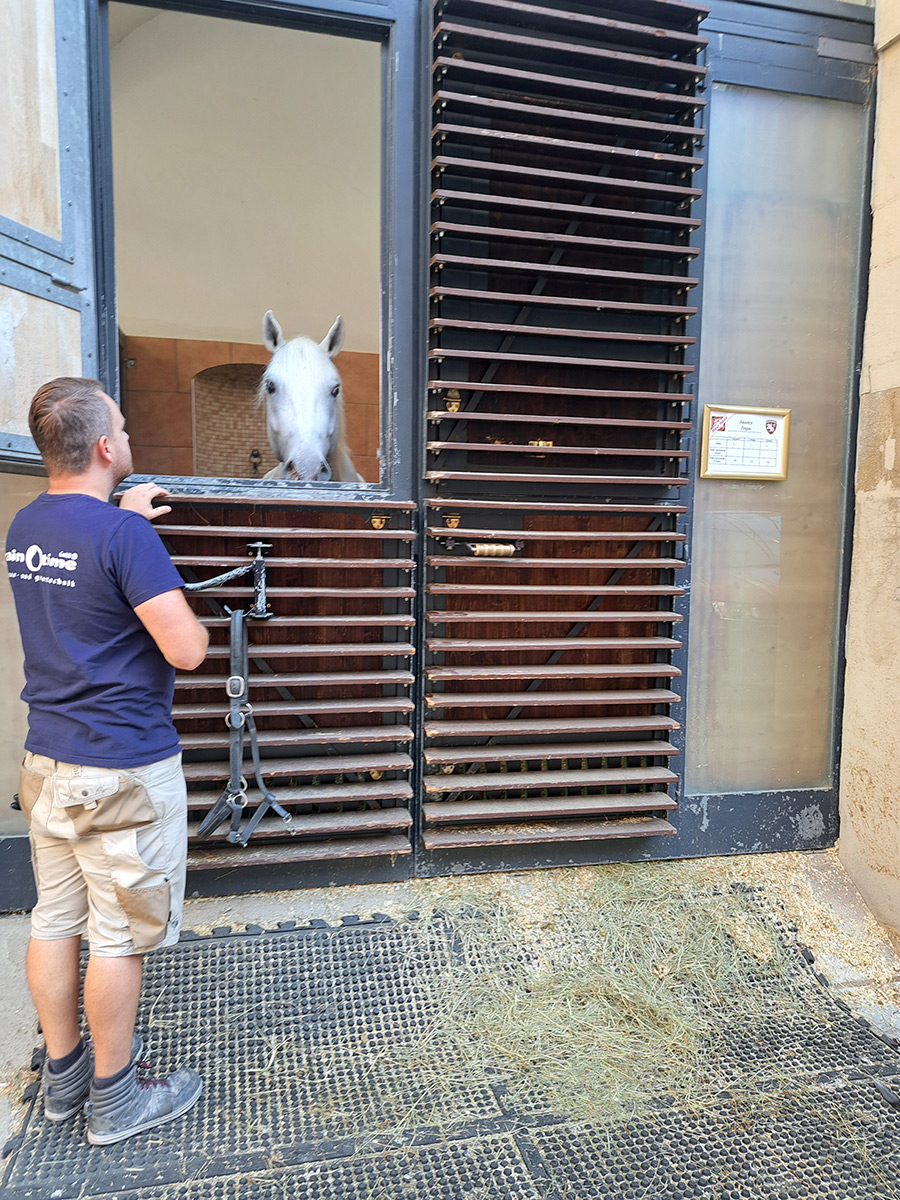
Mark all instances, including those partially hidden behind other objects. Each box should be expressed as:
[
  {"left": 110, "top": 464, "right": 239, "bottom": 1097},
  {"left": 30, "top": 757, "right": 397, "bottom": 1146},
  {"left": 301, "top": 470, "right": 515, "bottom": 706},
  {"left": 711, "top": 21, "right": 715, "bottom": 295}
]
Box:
[
  {"left": 423, "top": 0, "right": 707, "bottom": 856},
  {"left": 154, "top": 500, "right": 417, "bottom": 871}
]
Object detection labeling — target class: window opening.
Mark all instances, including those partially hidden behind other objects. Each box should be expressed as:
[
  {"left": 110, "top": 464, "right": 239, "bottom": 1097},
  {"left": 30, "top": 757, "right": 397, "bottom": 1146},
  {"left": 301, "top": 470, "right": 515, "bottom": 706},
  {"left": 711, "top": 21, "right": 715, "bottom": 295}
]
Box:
[{"left": 108, "top": 3, "right": 384, "bottom": 487}]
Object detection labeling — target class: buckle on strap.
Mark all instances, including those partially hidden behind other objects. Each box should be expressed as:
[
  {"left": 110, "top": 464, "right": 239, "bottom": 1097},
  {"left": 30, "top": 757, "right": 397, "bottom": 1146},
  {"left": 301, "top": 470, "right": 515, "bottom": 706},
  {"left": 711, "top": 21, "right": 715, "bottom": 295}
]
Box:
[{"left": 226, "top": 675, "right": 246, "bottom": 699}]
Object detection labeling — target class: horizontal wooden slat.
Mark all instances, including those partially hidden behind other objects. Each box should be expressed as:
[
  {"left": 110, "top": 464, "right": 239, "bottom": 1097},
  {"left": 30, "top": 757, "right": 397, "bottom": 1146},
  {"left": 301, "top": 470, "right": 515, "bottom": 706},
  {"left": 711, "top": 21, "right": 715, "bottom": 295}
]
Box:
[
  {"left": 432, "top": 252, "right": 698, "bottom": 289},
  {"left": 426, "top": 471, "right": 688, "bottom": 486},
  {"left": 160, "top": 525, "right": 416, "bottom": 540},
  {"left": 427, "top": 638, "right": 681, "bottom": 652},
  {"left": 422, "top": 816, "right": 676, "bottom": 849},
  {"left": 205, "top": 642, "right": 416, "bottom": 658},
  {"left": 200, "top": 616, "right": 415, "bottom": 628},
  {"left": 427, "top": 584, "right": 683, "bottom": 595},
  {"left": 429, "top": 316, "right": 696, "bottom": 343},
  {"left": 192, "top": 809, "right": 412, "bottom": 834},
  {"left": 157, "top": 496, "right": 416, "bottom": 510},
  {"left": 176, "top": 670, "right": 416, "bottom": 689},
  {"left": 424, "top": 765, "right": 676, "bottom": 792},
  {"left": 427, "top": 556, "right": 684, "bottom": 569},
  {"left": 188, "top": 586, "right": 415, "bottom": 599},
  {"left": 433, "top": 123, "right": 703, "bottom": 170},
  {"left": 426, "top": 610, "right": 682, "bottom": 623},
  {"left": 426, "top": 790, "right": 675, "bottom": 818},
  {"left": 430, "top": 284, "right": 697, "bottom": 317},
  {"left": 187, "top": 782, "right": 414, "bottom": 808},
  {"left": 433, "top": 156, "right": 702, "bottom": 202},
  {"left": 187, "top": 834, "right": 413, "bottom": 868},
  {"left": 175, "top": 697, "right": 415, "bottom": 718},
  {"left": 183, "top": 752, "right": 413, "bottom": 781},
  {"left": 427, "top": 527, "right": 685, "bottom": 541},
  {"left": 433, "top": 189, "right": 701, "bottom": 234},
  {"left": 423, "top": 792, "right": 676, "bottom": 823},
  {"left": 424, "top": 740, "right": 678, "bottom": 765},
  {"left": 427, "top": 663, "right": 680, "bottom": 681},
  {"left": 426, "top": 687, "right": 680, "bottom": 709},
  {"left": 175, "top": 555, "right": 415, "bottom": 569},
  {"left": 427, "top": 444, "right": 690, "bottom": 460},
  {"left": 425, "top": 715, "right": 679, "bottom": 738},
  {"left": 181, "top": 725, "right": 415, "bottom": 749},
  {"left": 426, "top": 499, "right": 686, "bottom": 513}
]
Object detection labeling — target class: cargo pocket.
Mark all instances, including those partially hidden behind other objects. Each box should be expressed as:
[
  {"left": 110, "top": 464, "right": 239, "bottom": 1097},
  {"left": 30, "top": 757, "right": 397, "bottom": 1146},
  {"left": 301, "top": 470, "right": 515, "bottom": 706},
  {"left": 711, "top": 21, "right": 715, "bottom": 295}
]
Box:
[
  {"left": 112, "top": 879, "right": 171, "bottom": 952},
  {"left": 55, "top": 773, "right": 157, "bottom": 836},
  {"left": 18, "top": 763, "right": 47, "bottom": 824}
]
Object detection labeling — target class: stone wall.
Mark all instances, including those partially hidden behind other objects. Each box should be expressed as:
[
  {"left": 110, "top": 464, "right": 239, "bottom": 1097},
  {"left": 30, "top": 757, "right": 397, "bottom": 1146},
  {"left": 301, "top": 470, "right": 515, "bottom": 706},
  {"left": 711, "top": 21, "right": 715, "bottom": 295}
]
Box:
[{"left": 840, "top": 0, "right": 900, "bottom": 928}]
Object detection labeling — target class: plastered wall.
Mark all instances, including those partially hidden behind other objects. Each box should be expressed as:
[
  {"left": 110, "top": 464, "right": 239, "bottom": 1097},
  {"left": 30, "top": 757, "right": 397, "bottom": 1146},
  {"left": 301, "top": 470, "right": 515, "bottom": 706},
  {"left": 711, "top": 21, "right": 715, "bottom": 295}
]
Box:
[
  {"left": 840, "top": 0, "right": 900, "bottom": 929},
  {"left": 109, "top": 9, "right": 381, "bottom": 353}
]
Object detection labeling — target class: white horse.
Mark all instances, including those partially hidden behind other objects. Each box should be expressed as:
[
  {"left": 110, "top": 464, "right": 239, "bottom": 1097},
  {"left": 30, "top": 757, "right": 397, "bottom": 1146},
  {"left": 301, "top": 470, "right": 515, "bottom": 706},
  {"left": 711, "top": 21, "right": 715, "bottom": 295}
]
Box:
[{"left": 259, "top": 310, "right": 362, "bottom": 483}]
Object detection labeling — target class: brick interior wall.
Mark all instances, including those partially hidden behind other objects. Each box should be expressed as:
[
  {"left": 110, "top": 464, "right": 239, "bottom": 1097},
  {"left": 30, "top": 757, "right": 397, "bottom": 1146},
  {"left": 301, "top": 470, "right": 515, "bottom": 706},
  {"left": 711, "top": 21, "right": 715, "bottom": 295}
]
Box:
[
  {"left": 193, "top": 364, "right": 272, "bottom": 478},
  {"left": 121, "top": 334, "right": 380, "bottom": 482}
]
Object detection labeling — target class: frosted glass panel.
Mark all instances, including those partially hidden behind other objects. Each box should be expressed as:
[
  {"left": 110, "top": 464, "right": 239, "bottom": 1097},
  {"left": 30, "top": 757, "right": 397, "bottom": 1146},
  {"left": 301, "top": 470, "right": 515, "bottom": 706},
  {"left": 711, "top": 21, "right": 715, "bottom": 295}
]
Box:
[
  {"left": 685, "top": 84, "right": 866, "bottom": 795},
  {"left": 0, "top": 0, "right": 62, "bottom": 239}
]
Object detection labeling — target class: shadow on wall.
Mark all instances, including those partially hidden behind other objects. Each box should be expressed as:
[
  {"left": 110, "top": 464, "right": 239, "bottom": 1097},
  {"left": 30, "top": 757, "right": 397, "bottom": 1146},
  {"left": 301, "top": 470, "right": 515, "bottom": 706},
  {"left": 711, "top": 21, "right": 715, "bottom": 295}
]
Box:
[{"left": 120, "top": 334, "right": 380, "bottom": 482}]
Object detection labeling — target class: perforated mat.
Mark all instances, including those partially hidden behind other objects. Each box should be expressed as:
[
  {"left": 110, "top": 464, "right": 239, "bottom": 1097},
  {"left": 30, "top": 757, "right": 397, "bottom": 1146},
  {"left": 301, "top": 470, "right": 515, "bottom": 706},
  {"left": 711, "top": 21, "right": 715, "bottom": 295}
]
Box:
[{"left": 4, "top": 916, "right": 900, "bottom": 1200}]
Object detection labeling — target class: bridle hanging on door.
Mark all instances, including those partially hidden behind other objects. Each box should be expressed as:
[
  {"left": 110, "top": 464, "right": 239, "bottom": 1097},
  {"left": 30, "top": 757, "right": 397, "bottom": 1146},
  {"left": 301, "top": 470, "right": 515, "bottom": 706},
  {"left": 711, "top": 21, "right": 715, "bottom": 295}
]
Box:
[{"left": 185, "top": 541, "right": 296, "bottom": 846}]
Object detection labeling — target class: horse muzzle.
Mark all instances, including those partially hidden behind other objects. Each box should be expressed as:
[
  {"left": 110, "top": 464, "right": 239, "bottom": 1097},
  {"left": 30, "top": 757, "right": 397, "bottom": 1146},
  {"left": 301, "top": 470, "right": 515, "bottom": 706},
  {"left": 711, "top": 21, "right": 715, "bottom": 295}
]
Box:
[{"left": 283, "top": 457, "right": 332, "bottom": 483}]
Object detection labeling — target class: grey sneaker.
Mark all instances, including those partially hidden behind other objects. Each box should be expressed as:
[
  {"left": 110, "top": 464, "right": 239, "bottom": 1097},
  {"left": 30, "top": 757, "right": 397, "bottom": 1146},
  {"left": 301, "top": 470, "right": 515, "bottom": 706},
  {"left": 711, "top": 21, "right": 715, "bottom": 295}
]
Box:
[
  {"left": 86, "top": 1063, "right": 202, "bottom": 1146},
  {"left": 43, "top": 1033, "right": 144, "bottom": 1123}
]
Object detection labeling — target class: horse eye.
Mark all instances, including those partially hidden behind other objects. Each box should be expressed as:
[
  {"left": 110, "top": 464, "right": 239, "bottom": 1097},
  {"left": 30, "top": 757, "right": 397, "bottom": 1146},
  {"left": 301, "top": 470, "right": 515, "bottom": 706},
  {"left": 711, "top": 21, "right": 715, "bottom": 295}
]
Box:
[
  {"left": 265, "top": 379, "right": 276, "bottom": 395},
  {"left": 331, "top": 384, "right": 340, "bottom": 398}
]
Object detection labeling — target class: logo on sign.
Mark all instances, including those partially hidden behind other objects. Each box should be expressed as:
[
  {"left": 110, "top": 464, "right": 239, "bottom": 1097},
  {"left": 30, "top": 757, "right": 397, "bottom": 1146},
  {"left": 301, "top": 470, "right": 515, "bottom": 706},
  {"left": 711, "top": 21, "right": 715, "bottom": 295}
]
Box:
[
  {"left": 765, "top": 420, "right": 777, "bottom": 435},
  {"left": 711, "top": 415, "right": 727, "bottom": 433}
]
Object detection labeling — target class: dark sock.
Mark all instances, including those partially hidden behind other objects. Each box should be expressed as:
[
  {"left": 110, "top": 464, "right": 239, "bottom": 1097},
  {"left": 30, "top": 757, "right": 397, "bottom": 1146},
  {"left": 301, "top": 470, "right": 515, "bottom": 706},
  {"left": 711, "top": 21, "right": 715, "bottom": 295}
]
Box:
[
  {"left": 48, "top": 1038, "right": 86, "bottom": 1075},
  {"left": 93, "top": 1062, "right": 133, "bottom": 1090}
]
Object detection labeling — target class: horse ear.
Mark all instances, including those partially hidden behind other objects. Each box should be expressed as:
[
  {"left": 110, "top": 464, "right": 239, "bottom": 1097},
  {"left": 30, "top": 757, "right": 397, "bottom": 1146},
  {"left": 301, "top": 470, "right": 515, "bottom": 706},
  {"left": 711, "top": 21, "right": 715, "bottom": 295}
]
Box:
[
  {"left": 322, "top": 316, "right": 345, "bottom": 359},
  {"left": 262, "top": 310, "right": 283, "bottom": 353}
]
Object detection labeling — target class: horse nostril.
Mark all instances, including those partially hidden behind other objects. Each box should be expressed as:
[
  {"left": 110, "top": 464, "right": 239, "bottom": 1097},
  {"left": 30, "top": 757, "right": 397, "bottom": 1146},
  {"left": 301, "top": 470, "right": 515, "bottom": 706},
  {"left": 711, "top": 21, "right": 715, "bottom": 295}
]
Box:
[{"left": 317, "top": 461, "right": 332, "bottom": 483}]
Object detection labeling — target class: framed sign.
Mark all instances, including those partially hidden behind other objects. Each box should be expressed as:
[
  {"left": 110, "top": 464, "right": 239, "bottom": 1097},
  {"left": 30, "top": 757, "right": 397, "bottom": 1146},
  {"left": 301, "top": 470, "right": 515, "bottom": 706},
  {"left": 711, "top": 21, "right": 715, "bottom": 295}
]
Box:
[{"left": 699, "top": 404, "right": 791, "bottom": 481}]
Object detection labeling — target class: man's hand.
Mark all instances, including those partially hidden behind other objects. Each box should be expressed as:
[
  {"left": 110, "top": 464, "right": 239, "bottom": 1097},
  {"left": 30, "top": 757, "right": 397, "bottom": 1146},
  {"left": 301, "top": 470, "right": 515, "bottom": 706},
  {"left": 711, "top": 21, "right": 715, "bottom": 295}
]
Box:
[{"left": 117, "top": 483, "right": 172, "bottom": 521}]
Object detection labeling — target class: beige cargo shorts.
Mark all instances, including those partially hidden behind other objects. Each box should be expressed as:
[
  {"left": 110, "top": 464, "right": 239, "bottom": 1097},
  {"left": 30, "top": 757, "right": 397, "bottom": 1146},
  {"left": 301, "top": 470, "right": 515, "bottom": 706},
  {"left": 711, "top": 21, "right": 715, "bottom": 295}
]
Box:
[{"left": 20, "top": 751, "right": 187, "bottom": 957}]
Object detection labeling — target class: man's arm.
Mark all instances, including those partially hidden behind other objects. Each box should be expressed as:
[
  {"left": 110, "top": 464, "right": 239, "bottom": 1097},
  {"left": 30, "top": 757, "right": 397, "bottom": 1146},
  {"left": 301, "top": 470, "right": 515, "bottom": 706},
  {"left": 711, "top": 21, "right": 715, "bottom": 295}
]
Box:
[{"left": 134, "top": 589, "right": 209, "bottom": 670}]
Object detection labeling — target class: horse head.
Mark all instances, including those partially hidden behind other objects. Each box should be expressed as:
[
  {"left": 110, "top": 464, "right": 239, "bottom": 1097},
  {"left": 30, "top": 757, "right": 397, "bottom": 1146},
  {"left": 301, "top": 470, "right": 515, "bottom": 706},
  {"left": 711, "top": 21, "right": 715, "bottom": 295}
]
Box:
[{"left": 259, "top": 310, "right": 359, "bottom": 483}]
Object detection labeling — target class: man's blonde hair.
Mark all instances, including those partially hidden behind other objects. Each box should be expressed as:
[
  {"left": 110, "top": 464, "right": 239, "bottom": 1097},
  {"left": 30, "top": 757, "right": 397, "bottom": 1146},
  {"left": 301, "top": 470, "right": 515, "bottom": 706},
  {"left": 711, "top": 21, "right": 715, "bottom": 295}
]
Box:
[{"left": 28, "top": 378, "right": 111, "bottom": 475}]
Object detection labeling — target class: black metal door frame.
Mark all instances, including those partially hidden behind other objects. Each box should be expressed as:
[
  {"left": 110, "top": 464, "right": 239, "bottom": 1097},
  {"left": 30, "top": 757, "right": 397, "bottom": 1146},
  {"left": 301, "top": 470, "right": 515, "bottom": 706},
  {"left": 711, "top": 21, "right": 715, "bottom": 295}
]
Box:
[{"left": 0, "top": 0, "right": 877, "bottom": 912}]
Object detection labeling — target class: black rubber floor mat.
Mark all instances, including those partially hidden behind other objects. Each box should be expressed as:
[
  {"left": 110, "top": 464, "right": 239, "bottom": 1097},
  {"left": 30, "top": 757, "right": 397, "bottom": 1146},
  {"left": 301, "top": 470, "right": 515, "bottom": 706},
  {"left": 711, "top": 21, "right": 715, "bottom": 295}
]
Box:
[{"left": 4, "top": 916, "right": 900, "bottom": 1200}]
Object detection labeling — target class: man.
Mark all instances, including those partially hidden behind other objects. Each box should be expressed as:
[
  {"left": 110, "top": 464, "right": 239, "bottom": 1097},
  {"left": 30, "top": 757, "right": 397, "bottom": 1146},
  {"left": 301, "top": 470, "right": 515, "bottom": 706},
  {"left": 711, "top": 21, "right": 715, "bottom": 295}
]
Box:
[{"left": 5, "top": 377, "right": 209, "bottom": 1146}]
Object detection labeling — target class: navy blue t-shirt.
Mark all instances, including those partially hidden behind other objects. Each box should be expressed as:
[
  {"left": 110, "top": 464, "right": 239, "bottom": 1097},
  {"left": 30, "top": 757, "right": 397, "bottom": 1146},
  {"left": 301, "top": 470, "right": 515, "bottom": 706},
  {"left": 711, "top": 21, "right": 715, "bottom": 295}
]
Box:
[{"left": 5, "top": 492, "right": 186, "bottom": 768}]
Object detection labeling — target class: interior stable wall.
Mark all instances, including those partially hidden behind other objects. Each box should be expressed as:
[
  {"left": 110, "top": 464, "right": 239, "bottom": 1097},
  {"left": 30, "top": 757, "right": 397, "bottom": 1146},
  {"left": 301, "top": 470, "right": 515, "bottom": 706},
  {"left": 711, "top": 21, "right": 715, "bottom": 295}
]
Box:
[
  {"left": 840, "top": 0, "right": 900, "bottom": 930},
  {"left": 120, "top": 333, "right": 380, "bottom": 481},
  {"left": 108, "top": 8, "right": 381, "bottom": 353}
]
